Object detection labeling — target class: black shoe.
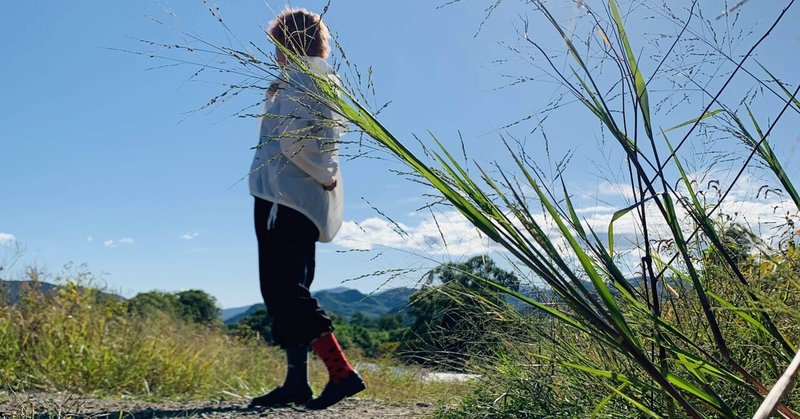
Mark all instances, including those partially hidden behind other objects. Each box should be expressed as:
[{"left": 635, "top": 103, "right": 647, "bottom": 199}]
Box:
[
  {"left": 305, "top": 371, "right": 366, "bottom": 410},
  {"left": 248, "top": 384, "right": 313, "bottom": 408}
]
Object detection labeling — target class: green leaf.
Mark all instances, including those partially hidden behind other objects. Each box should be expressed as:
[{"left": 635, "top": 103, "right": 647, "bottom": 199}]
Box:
[
  {"left": 592, "top": 384, "right": 625, "bottom": 418},
  {"left": 605, "top": 383, "right": 662, "bottom": 418},
  {"left": 665, "top": 372, "right": 730, "bottom": 416},
  {"left": 608, "top": 195, "right": 659, "bottom": 257},
  {"left": 529, "top": 178, "right": 636, "bottom": 345},
  {"left": 609, "top": 0, "right": 652, "bottom": 139},
  {"left": 664, "top": 109, "right": 724, "bottom": 133},
  {"left": 756, "top": 60, "right": 800, "bottom": 113}
]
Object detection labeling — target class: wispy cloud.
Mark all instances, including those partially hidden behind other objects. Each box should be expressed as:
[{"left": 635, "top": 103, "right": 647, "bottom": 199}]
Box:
[
  {"left": 179, "top": 231, "right": 200, "bottom": 240},
  {"left": 104, "top": 237, "right": 135, "bottom": 248},
  {"left": 86, "top": 236, "right": 94, "bottom": 242},
  {"left": 0, "top": 232, "right": 15, "bottom": 245}
]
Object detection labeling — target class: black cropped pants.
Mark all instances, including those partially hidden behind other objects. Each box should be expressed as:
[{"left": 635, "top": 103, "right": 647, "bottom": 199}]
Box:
[{"left": 254, "top": 197, "right": 333, "bottom": 348}]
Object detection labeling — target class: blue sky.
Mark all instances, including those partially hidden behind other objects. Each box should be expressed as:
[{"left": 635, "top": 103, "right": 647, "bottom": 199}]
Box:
[{"left": 2, "top": 1, "right": 798, "bottom": 308}]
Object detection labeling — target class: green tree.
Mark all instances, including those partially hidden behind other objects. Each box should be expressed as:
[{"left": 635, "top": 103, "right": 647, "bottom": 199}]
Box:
[
  {"left": 128, "top": 289, "right": 220, "bottom": 326},
  {"left": 127, "top": 291, "right": 179, "bottom": 318},
  {"left": 405, "top": 256, "right": 519, "bottom": 369},
  {"left": 376, "top": 312, "right": 404, "bottom": 331},
  {"left": 424, "top": 255, "right": 520, "bottom": 293},
  {"left": 175, "top": 289, "right": 221, "bottom": 326},
  {"left": 232, "top": 307, "right": 273, "bottom": 344}
]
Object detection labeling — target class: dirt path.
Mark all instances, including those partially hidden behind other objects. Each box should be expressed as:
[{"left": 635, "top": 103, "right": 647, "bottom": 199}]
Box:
[{"left": 0, "top": 392, "right": 433, "bottom": 418}]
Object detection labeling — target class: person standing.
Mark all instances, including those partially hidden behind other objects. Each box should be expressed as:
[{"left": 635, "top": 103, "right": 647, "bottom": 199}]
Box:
[{"left": 247, "top": 8, "right": 364, "bottom": 411}]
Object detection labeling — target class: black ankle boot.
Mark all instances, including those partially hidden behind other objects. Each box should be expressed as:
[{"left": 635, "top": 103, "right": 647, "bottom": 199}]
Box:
[
  {"left": 304, "top": 371, "right": 366, "bottom": 410},
  {"left": 248, "top": 384, "right": 313, "bottom": 408}
]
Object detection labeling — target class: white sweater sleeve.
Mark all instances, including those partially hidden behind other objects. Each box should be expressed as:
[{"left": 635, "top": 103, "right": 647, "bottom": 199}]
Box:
[{"left": 275, "top": 94, "right": 339, "bottom": 186}]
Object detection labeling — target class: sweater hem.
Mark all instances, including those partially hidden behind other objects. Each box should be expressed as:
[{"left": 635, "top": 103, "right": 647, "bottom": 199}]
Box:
[{"left": 251, "top": 192, "right": 330, "bottom": 243}]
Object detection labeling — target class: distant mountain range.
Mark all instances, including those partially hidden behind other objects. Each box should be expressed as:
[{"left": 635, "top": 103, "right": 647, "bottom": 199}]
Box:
[
  {"left": 0, "top": 280, "right": 62, "bottom": 304},
  {"left": 222, "top": 287, "right": 415, "bottom": 325},
  {"left": 0, "top": 280, "right": 122, "bottom": 305},
  {"left": 1, "top": 279, "right": 415, "bottom": 323},
  {"left": 5, "top": 276, "right": 663, "bottom": 326}
]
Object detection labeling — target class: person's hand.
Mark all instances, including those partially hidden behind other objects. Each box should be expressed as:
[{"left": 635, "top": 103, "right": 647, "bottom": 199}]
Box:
[
  {"left": 268, "top": 81, "right": 280, "bottom": 97},
  {"left": 322, "top": 180, "right": 337, "bottom": 191}
]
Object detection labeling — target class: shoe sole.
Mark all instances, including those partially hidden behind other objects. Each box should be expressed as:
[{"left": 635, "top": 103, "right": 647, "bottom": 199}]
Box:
[
  {"left": 305, "top": 380, "right": 366, "bottom": 410},
  {"left": 248, "top": 394, "right": 313, "bottom": 409},
  {"left": 345, "top": 380, "right": 366, "bottom": 398},
  {"left": 248, "top": 399, "right": 311, "bottom": 409}
]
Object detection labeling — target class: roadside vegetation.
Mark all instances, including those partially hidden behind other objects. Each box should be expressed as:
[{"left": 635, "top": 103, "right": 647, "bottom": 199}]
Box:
[
  {"left": 263, "top": 1, "right": 800, "bottom": 417},
  {"left": 5, "top": 0, "right": 798, "bottom": 417},
  {"left": 0, "top": 264, "right": 469, "bottom": 405}
]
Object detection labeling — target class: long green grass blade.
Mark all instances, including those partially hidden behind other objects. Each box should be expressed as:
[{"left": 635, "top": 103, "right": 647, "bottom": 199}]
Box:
[
  {"left": 664, "top": 372, "right": 729, "bottom": 416},
  {"left": 664, "top": 109, "right": 724, "bottom": 133},
  {"left": 592, "top": 384, "right": 625, "bottom": 418},
  {"left": 607, "top": 195, "right": 658, "bottom": 257},
  {"left": 609, "top": 0, "right": 653, "bottom": 139},
  {"left": 458, "top": 269, "right": 590, "bottom": 333},
  {"left": 562, "top": 179, "right": 587, "bottom": 238},
  {"left": 742, "top": 106, "right": 800, "bottom": 210},
  {"left": 756, "top": 60, "right": 800, "bottom": 113},
  {"left": 605, "top": 383, "right": 663, "bottom": 418},
  {"left": 528, "top": 179, "right": 636, "bottom": 344}
]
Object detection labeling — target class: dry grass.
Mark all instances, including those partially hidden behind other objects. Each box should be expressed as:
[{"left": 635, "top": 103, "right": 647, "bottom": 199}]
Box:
[{"left": 0, "top": 269, "right": 470, "bottom": 407}]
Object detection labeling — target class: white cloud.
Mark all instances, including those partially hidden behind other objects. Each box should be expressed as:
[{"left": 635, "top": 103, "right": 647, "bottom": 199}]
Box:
[
  {"left": 571, "top": 187, "right": 798, "bottom": 252},
  {"left": 334, "top": 211, "right": 494, "bottom": 256},
  {"left": 104, "top": 237, "right": 135, "bottom": 248},
  {"left": 335, "top": 186, "right": 799, "bottom": 262},
  {"left": 86, "top": 236, "right": 94, "bottom": 242},
  {"left": 0, "top": 233, "right": 15, "bottom": 244},
  {"left": 596, "top": 181, "right": 637, "bottom": 200},
  {"left": 179, "top": 232, "right": 200, "bottom": 240}
]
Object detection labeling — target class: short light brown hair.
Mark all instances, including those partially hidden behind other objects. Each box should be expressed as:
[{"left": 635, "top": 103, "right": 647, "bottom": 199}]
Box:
[{"left": 268, "top": 8, "right": 330, "bottom": 59}]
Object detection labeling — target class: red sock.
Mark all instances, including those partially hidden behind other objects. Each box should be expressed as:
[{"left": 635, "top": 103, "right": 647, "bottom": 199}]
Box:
[{"left": 311, "top": 333, "right": 354, "bottom": 383}]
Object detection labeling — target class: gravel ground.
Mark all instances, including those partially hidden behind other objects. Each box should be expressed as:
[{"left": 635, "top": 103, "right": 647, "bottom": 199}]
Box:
[{"left": 0, "top": 392, "right": 433, "bottom": 418}]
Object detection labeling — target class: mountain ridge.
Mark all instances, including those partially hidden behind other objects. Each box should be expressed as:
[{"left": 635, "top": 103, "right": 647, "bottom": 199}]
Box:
[{"left": 222, "top": 286, "right": 415, "bottom": 324}]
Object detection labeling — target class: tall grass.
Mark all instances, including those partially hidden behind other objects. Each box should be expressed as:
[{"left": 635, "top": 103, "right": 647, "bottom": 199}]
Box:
[
  {"left": 276, "top": 1, "right": 800, "bottom": 417},
  {"left": 0, "top": 267, "right": 468, "bottom": 405},
  {"left": 133, "top": 0, "right": 800, "bottom": 416},
  {"left": 0, "top": 269, "right": 283, "bottom": 398}
]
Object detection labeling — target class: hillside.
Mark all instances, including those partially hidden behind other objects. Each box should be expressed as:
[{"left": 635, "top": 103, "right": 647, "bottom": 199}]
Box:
[
  {"left": 1, "top": 280, "right": 414, "bottom": 324},
  {"left": 223, "top": 287, "right": 415, "bottom": 325},
  {"left": 1, "top": 280, "right": 64, "bottom": 305},
  {"left": 0, "top": 280, "right": 120, "bottom": 306}
]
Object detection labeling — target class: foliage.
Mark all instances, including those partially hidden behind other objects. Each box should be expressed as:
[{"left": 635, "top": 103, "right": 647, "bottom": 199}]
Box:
[
  {"left": 128, "top": 289, "right": 221, "bottom": 327},
  {"left": 174, "top": 289, "right": 221, "bottom": 326},
  {"left": 402, "top": 256, "right": 521, "bottom": 370},
  {"left": 0, "top": 267, "right": 469, "bottom": 404},
  {"left": 433, "top": 237, "right": 800, "bottom": 418},
  {"left": 328, "top": 312, "right": 410, "bottom": 358},
  {"left": 229, "top": 306, "right": 273, "bottom": 344},
  {"left": 127, "top": 290, "right": 179, "bottom": 318},
  {"left": 274, "top": 1, "right": 800, "bottom": 415},
  {"left": 0, "top": 274, "right": 276, "bottom": 397},
  {"left": 227, "top": 305, "right": 410, "bottom": 358},
  {"left": 424, "top": 256, "right": 520, "bottom": 294},
  {"left": 138, "top": 0, "right": 800, "bottom": 415}
]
